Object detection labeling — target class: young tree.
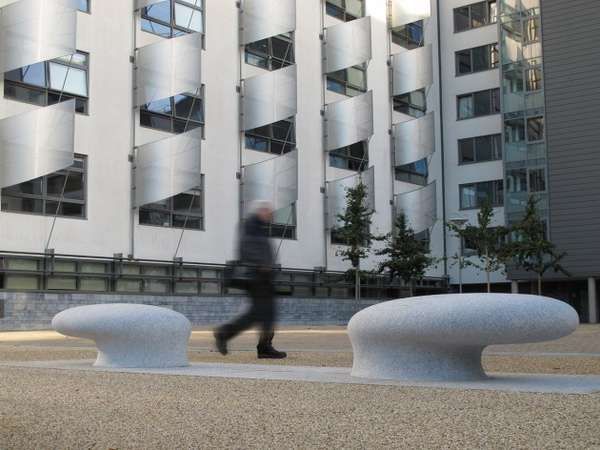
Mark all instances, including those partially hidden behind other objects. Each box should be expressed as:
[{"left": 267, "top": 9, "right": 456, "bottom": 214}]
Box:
[
  {"left": 447, "top": 200, "right": 509, "bottom": 293},
  {"left": 336, "top": 181, "right": 374, "bottom": 300},
  {"left": 510, "top": 196, "right": 570, "bottom": 295},
  {"left": 375, "top": 213, "right": 433, "bottom": 297}
]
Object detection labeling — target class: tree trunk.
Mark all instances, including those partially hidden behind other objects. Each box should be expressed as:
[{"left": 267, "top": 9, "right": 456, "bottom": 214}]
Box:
[
  {"left": 538, "top": 274, "right": 542, "bottom": 295},
  {"left": 409, "top": 280, "right": 414, "bottom": 298},
  {"left": 485, "top": 252, "right": 491, "bottom": 293},
  {"left": 355, "top": 264, "right": 361, "bottom": 302}
]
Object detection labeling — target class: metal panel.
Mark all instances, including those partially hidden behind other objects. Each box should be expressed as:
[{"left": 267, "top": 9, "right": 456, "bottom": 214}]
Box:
[
  {"left": 324, "top": 16, "right": 372, "bottom": 74},
  {"left": 135, "top": 128, "right": 202, "bottom": 207},
  {"left": 394, "top": 182, "right": 437, "bottom": 234},
  {"left": 0, "top": 100, "right": 75, "bottom": 189},
  {"left": 241, "top": 0, "right": 296, "bottom": 45},
  {"left": 326, "top": 167, "right": 375, "bottom": 228},
  {"left": 325, "top": 91, "right": 373, "bottom": 151},
  {"left": 0, "top": 0, "right": 77, "bottom": 73},
  {"left": 242, "top": 65, "right": 297, "bottom": 131},
  {"left": 390, "top": 0, "right": 431, "bottom": 28},
  {"left": 391, "top": 45, "right": 433, "bottom": 96},
  {"left": 242, "top": 150, "right": 298, "bottom": 213},
  {"left": 136, "top": 32, "right": 203, "bottom": 106},
  {"left": 393, "top": 113, "right": 435, "bottom": 167}
]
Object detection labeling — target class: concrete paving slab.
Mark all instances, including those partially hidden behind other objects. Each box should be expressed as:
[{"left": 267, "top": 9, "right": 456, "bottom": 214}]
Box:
[{"left": 3, "top": 359, "right": 600, "bottom": 395}]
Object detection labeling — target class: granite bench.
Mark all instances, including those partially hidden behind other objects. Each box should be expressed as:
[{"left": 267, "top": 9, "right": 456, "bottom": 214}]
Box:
[
  {"left": 348, "top": 293, "right": 579, "bottom": 382},
  {"left": 52, "top": 304, "right": 191, "bottom": 368}
]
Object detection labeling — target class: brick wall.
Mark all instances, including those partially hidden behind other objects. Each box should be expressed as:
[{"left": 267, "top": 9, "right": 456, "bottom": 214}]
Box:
[{"left": 0, "top": 292, "right": 382, "bottom": 331}]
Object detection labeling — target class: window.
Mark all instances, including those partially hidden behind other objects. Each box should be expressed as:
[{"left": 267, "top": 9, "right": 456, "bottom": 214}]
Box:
[
  {"left": 456, "top": 44, "right": 499, "bottom": 75},
  {"left": 457, "top": 88, "right": 500, "bottom": 120},
  {"left": 462, "top": 227, "right": 504, "bottom": 256},
  {"left": 142, "top": 0, "right": 203, "bottom": 38},
  {"left": 458, "top": 134, "right": 502, "bottom": 164},
  {"left": 394, "top": 89, "right": 427, "bottom": 118},
  {"left": 139, "top": 181, "right": 204, "bottom": 230},
  {"left": 329, "top": 142, "right": 368, "bottom": 171},
  {"left": 245, "top": 34, "right": 294, "bottom": 71},
  {"left": 1, "top": 155, "right": 87, "bottom": 218},
  {"left": 326, "top": 0, "right": 364, "bottom": 22},
  {"left": 269, "top": 205, "right": 296, "bottom": 240},
  {"left": 392, "top": 21, "right": 424, "bottom": 49},
  {"left": 504, "top": 115, "right": 544, "bottom": 144},
  {"left": 77, "top": 0, "right": 90, "bottom": 13},
  {"left": 245, "top": 119, "right": 296, "bottom": 155},
  {"left": 4, "top": 51, "right": 89, "bottom": 114},
  {"left": 454, "top": 1, "right": 497, "bottom": 33},
  {"left": 506, "top": 167, "right": 546, "bottom": 193},
  {"left": 327, "top": 65, "right": 367, "bottom": 97},
  {"left": 459, "top": 180, "right": 504, "bottom": 210},
  {"left": 395, "top": 159, "right": 428, "bottom": 186},
  {"left": 140, "top": 90, "right": 205, "bottom": 134}
]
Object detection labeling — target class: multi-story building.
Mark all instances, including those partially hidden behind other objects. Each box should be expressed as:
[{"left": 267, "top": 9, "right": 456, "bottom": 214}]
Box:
[{"left": 0, "top": 0, "right": 597, "bottom": 322}]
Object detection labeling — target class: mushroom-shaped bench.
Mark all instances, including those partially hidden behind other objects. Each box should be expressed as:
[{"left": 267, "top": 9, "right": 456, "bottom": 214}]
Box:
[
  {"left": 348, "top": 294, "right": 579, "bottom": 382},
  {"left": 52, "top": 304, "right": 191, "bottom": 368}
]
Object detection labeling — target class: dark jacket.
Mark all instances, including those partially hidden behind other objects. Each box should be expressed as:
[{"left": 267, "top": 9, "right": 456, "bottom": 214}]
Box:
[{"left": 239, "top": 215, "right": 275, "bottom": 270}]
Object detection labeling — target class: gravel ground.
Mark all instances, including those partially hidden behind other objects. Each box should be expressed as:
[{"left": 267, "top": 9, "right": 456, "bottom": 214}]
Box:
[{"left": 1, "top": 367, "right": 599, "bottom": 449}]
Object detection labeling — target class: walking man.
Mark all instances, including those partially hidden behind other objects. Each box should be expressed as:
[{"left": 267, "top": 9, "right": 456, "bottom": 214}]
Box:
[{"left": 214, "top": 201, "right": 287, "bottom": 359}]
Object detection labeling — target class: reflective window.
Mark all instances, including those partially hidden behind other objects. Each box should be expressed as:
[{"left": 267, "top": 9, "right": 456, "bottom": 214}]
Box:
[
  {"left": 456, "top": 43, "right": 499, "bottom": 75},
  {"left": 395, "top": 159, "right": 428, "bottom": 186},
  {"left": 4, "top": 51, "right": 90, "bottom": 114},
  {"left": 245, "top": 34, "right": 294, "bottom": 71},
  {"left": 1, "top": 155, "right": 87, "bottom": 218},
  {"left": 142, "top": 0, "right": 203, "bottom": 38},
  {"left": 457, "top": 88, "right": 500, "bottom": 120},
  {"left": 391, "top": 21, "right": 424, "bottom": 49},
  {"left": 245, "top": 119, "right": 296, "bottom": 155},
  {"left": 139, "top": 179, "right": 204, "bottom": 230},
  {"left": 459, "top": 180, "right": 504, "bottom": 210},
  {"left": 454, "top": 1, "right": 497, "bottom": 33},
  {"left": 459, "top": 134, "right": 502, "bottom": 164},
  {"left": 394, "top": 89, "right": 427, "bottom": 118},
  {"left": 329, "top": 142, "right": 369, "bottom": 171},
  {"left": 504, "top": 115, "right": 544, "bottom": 143},
  {"left": 326, "top": 0, "right": 364, "bottom": 22},
  {"left": 327, "top": 65, "right": 367, "bottom": 97},
  {"left": 77, "top": 0, "right": 90, "bottom": 13},
  {"left": 268, "top": 204, "right": 297, "bottom": 240},
  {"left": 140, "top": 89, "right": 205, "bottom": 134}
]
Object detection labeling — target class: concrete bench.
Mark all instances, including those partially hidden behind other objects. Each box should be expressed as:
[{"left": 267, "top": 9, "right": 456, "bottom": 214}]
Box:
[
  {"left": 52, "top": 304, "right": 191, "bottom": 368},
  {"left": 348, "top": 293, "right": 579, "bottom": 382}
]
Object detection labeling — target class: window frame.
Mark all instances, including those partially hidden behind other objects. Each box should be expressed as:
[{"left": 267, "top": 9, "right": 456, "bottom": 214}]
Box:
[
  {"left": 139, "top": 176, "right": 205, "bottom": 231},
  {"left": 455, "top": 43, "right": 499, "bottom": 76},
  {"left": 459, "top": 179, "right": 504, "bottom": 210},
  {"left": 140, "top": 88, "right": 205, "bottom": 135},
  {"left": 453, "top": 0, "right": 497, "bottom": 33},
  {"left": 395, "top": 159, "right": 429, "bottom": 186},
  {"left": 1, "top": 155, "right": 88, "bottom": 219},
  {"left": 326, "top": 64, "right": 368, "bottom": 97},
  {"left": 77, "top": 0, "right": 90, "bottom": 13},
  {"left": 393, "top": 88, "right": 427, "bottom": 118},
  {"left": 325, "top": 0, "right": 365, "bottom": 22},
  {"left": 391, "top": 20, "right": 424, "bottom": 50},
  {"left": 458, "top": 134, "right": 502, "bottom": 165},
  {"left": 141, "top": 0, "right": 204, "bottom": 39},
  {"left": 245, "top": 118, "right": 296, "bottom": 156},
  {"left": 457, "top": 88, "right": 501, "bottom": 121},
  {"left": 4, "top": 51, "right": 90, "bottom": 115},
  {"left": 245, "top": 33, "right": 295, "bottom": 72},
  {"left": 329, "top": 142, "right": 369, "bottom": 171}
]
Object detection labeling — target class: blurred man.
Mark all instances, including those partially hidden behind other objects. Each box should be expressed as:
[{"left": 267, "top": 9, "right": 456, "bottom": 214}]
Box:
[{"left": 214, "top": 201, "right": 287, "bottom": 359}]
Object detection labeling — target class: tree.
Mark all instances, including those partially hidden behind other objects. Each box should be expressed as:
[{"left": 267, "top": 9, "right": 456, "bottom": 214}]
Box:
[
  {"left": 509, "top": 196, "right": 570, "bottom": 295},
  {"left": 335, "top": 181, "right": 374, "bottom": 300},
  {"left": 447, "top": 200, "right": 510, "bottom": 293},
  {"left": 375, "top": 213, "right": 433, "bottom": 297}
]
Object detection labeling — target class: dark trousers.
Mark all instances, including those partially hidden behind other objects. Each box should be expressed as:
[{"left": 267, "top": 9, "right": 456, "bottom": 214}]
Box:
[{"left": 220, "top": 277, "right": 276, "bottom": 348}]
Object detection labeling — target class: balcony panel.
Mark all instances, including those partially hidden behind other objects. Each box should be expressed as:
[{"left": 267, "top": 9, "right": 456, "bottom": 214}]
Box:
[
  {"left": 326, "top": 166, "right": 375, "bottom": 228},
  {"left": 393, "top": 113, "right": 435, "bottom": 166},
  {"left": 324, "top": 16, "right": 372, "bottom": 74},
  {"left": 394, "top": 182, "right": 437, "bottom": 233},
  {"left": 241, "top": 0, "right": 296, "bottom": 45},
  {"left": 325, "top": 91, "right": 373, "bottom": 151},
  {"left": 390, "top": 0, "right": 431, "bottom": 28},
  {"left": 391, "top": 45, "right": 433, "bottom": 96}
]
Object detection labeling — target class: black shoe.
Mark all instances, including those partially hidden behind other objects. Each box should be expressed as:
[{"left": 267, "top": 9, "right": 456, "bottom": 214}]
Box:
[
  {"left": 214, "top": 329, "right": 228, "bottom": 356},
  {"left": 257, "top": 346, "right": 287, "bottom": 359}
]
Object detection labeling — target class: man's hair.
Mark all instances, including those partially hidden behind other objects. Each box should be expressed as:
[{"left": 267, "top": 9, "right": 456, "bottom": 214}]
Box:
[{"left": 249, "top": 200, "right": 273, "bottom": 217}]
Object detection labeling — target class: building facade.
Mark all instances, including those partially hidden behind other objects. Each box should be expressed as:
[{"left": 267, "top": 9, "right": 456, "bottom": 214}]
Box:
[{"left": 0, "top": 0, "right": 597, "bottom": 321}]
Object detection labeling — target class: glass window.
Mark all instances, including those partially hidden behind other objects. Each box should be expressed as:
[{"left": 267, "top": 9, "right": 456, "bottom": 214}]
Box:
[
  {"left": 527, "top": 116, "right": 544, "bottom": 141},
  {"left": 391, "top": 21, "right": 424, "bottom": 49},
  {"left": 77, "top": 0, "right": 90, "bottom": 13},
  {"left": 140, "top": 180, "right": 204, "bottom": 230},
  {"left": 454, "top": 1, "right": 497, "bottom": 33},
  {"left": 142, "top": 0, "right": 204, "bottom": 38},
  {"left": 460, "top": 180, "right": 504, "bottom": 209},
  {"left": 1, "top": 156, "right": 87, "bottom": 218},
  {"left": 393, "top": 89, "right": 427, "bottom": 118},
  {"left": 245, "top": 118, "right": 296, "bottom": 155},
  {"left": 4, "top": 51, "right": 89, "bottom": 114},
  {"left": 326, "top": 65, "right": 367, "bottom": 97},
  {"left": 459, "top": 134, "right": 502, "bottom": 164},
  {"left": 456, "top": 43, "right": 498, "bottom": 75},
  {"left": 529, "top": 168, "right": 546, "bottom": 192},
  {"left": 395, "top": 159, "right": 428, "bottom": 186},
  {"left": 329, "top": 142, "right": 369, "bottom": 171},
  {"left": 326, "top": 0, "right": 364, "bottom": 21},
  {"left": 457, "top": 88, "right": 500, "bottom": 120},
  {"left": 141, "top": 90, "right": 205, "bottom": 134},
  {"left": 245, "top": 34, "right": 294, "bottom": 71}
]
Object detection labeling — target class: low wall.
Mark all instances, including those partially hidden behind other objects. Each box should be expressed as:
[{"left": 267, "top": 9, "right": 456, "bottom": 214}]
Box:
[{"left": 0, "top": 292, "right": 382, "bottom": 331}]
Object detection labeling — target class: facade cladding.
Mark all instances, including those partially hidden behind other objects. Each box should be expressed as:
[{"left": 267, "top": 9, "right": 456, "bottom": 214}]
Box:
[{"left": 0, "top": 0, "right": 597, "bottom": 319}]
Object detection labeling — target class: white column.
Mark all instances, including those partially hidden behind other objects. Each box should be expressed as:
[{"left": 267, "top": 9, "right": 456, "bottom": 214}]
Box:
[
  {"left": 588, "top": 278, "right": 598, "bottom": 324},
  {"left": 511, "top": 281, "right": 519, "bottom": 294}
]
